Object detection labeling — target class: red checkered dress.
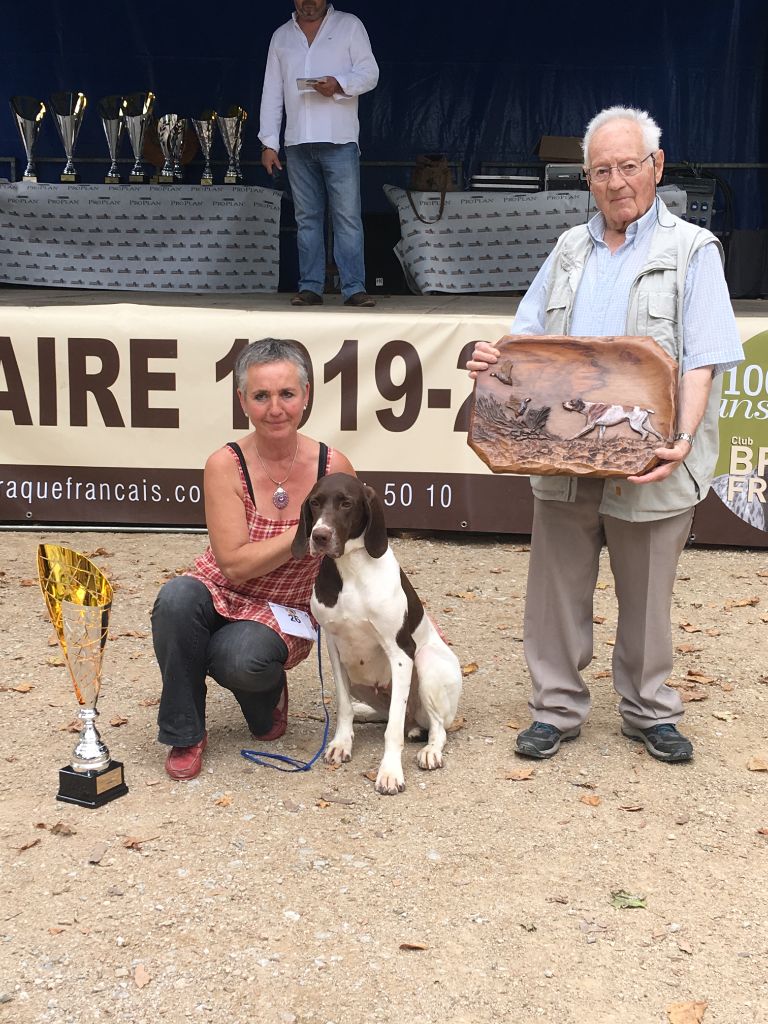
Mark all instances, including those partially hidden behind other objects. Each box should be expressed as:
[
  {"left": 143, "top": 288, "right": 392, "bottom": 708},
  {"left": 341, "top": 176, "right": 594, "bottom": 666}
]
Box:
[{"left": 187, "top": 443, "right": 332, "bottom": 669}]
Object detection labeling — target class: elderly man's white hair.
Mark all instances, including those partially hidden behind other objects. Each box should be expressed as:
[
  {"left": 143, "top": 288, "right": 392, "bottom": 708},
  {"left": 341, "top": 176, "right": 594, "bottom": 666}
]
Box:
[{"left": 582, "top": 106, "right": 662, "bottom": 164}]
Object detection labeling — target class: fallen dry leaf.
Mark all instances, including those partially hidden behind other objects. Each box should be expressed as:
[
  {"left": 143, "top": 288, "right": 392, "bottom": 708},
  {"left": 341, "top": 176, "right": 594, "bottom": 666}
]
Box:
[
  {"left": 134, "top": 964, "right": 151, "bottom": 989},
  {"left": 677, "top": 938, "right": 694, "bottom": 955},
  {"left": 316, "top": 799, "right": 331, "bottom": 808},
  {"left": 712, "top": 711, "right": 734, "bottom": 722},
  {"left": 619, "top": 804, "right": 644, "bottom": 812},
  {"left": 48, "top": 926, "right": 65, "bottom": 935},
  {"left": 680, "top": 688, "right": 709, "bottom": 703},
  {"left": 446, "top": 715, "right": 466, "bottom": 733},
  {"left": 678, "top": 621, "right": 701, "bottom": 633},
  {"left": 746, "top": 756, "right": 768, "bottom": 772},
  {"left": 123, "top": 835, "right": 159, "bottom": 850},
  {"left": 592, "top": 615, "right": 606, "bottom": 624},
  {"left": 362, "top": 769, "right": 378, "bottom": 782},
  {"left": 19, "top": 578, "right": 37, "bottom": 587},
  {"left": 60, "top": 719, "right": 82, "bottom": 733},
  {"left": 504, "top": 767, "right": 535, "bottom": 781},
  {"left": 757, "top": 827, "right": 768, "bottom": 836},
  {"left": 595, "top": 581, "right": 610, "bottom": 590},
  {"left": 15, "top": 837, "right": 42, "bottom": 852},
  {"left": 213, "top": 795, "right": 232, "bottom": 807},
  {"left": 461, "top": 662, "right": 478, "bottom": 676},
  {"left": 46, "top": 656, "right": 65, "bottom": 667},
  {"left": 137, "top": 697, "right": 161, "bottom": 707},
  {"left": 12, "top": 683, "right": 35, "bottom": 693},
  {"left": 115, "top": 629, "right": 148, "bottom": 638},
  {"left": 704, "top": 628, "right": 721, "bottom": 637},
  {"left": 676, "top": 643, "right": 703, "bottom": 654},
  {"left": 724, "top": 596, "right": 759, "bottom": 609},
  {"left": 399, "top": 941, "right": 428, "bottom": 951},
  {"left": 50, "top": 822, "right": 76, "bottom": 837},
  {"left": 88, "top": 546, "right": 113, "bottom": 558},
  {"left": 580, "top": 794, "right": 601, "bottom": 807},
  {"left": 666, "top": 1000, "right": 708, "bottom": 1024},
  {"left": 505, "top": 719, "right": 522, "bottom": 730},
  {"left": 686, "top": 670, "right": 716, "bottom": 685},
  {"left": 110, "top": 715, "right": 129, "bottom": 727},
  {"left": 592, "top": 670, "right": 612, "bottom": 679}
]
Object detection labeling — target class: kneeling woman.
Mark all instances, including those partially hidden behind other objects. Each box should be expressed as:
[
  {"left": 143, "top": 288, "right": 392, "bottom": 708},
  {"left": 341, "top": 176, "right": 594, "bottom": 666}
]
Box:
[{"left": 152, "top": 338, "right": 354, "bottom": 780}]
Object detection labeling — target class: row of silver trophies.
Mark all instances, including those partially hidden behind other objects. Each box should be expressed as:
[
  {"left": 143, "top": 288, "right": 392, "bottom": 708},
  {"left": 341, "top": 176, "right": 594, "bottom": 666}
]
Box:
[{"left": 10, "top": 92, "right": 248, "bottom": 186}]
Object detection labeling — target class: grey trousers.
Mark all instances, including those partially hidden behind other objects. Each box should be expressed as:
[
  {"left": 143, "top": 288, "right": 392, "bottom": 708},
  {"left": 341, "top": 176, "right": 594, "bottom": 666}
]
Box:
[{"left": 523, "top": 479, "right": 694, "bottom": 731}]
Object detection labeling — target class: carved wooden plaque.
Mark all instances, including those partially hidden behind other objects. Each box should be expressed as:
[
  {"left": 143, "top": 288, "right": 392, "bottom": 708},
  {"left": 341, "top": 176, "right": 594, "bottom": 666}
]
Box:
[{"left": 468, "top": 335, "right": 678, "bottom": 478}]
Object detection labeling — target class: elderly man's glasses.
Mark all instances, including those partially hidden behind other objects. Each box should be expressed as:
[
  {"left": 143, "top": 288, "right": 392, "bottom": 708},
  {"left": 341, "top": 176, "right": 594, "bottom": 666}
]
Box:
[{"left": 586, "top": 152, "right": 656, "bottom": 184}]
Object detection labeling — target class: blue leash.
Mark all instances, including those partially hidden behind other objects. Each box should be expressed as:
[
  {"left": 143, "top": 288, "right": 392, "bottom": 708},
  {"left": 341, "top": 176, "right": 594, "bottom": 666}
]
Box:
[{"left": 240, "top": 627, "right": 330, "bottom": 772}]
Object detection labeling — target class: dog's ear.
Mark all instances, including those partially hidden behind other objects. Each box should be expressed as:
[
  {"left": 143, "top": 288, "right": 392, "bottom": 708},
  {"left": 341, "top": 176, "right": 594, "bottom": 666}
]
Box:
[
  {"left": 291, "top": 495, "right": 314, "bottom": 558},
  {"left": 362, "top": 484, "right": 388, "bottom": 558}
]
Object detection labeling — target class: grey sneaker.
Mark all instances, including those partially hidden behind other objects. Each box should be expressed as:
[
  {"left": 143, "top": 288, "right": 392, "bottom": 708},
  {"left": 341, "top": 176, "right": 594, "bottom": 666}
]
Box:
[
  {"left": 621, "top": 723, "right": 693, "bottom": 762},
  {"left": 516, "top": 721, "right": 581, "bottom": 759}
]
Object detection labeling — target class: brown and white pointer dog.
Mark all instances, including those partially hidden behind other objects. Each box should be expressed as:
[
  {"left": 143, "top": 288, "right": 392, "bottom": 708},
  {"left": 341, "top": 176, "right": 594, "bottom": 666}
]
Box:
[{"left": 292, "top": 473, "right": 462, "bottom": 795}]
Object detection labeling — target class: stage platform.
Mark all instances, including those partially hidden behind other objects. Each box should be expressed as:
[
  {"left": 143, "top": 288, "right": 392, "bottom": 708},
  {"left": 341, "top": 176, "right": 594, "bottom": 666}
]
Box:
[{"left": 1, "top": 288, "right": 766, "bottom": 546}]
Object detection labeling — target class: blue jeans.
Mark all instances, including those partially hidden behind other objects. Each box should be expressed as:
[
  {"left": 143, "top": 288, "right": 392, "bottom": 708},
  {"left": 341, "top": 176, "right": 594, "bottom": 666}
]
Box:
[
  {"left": 151, "top": 576, "right": 288, "bottom": 747},
  {"left": 285, "top": 142, "right": 366, "bottom": 298}
]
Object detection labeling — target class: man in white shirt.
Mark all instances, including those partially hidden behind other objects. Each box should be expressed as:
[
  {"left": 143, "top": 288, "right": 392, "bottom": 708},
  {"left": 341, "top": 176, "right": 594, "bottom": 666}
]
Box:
[{"left": 258, "top": 1, "right": 379, "bottom": 307}]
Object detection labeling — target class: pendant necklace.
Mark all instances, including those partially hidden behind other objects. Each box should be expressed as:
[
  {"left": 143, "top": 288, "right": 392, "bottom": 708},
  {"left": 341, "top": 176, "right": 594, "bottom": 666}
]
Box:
[{"left": 255, "top": 439, "right": 300, "bottom": 511}]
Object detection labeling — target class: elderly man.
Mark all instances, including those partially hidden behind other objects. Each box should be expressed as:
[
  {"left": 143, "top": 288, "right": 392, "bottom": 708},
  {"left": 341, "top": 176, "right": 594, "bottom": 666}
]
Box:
[
  {"left": 259, "top": 1, "right": 379, "bottom": 308},
  {"left": 469, "top": 106, "right": 743, "bottom": 763}
]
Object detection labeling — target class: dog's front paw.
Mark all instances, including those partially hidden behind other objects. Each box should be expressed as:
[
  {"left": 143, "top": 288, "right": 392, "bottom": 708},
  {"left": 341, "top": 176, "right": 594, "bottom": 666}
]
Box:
[
  {"left": 324, "top": 737, "right": 353, "bottom": 765},
  {"left": 375, "top": 759, "right": 405, "bottom": 795},
  {"left": 417, "top": 744, "right": 444, "bottom": 771}
]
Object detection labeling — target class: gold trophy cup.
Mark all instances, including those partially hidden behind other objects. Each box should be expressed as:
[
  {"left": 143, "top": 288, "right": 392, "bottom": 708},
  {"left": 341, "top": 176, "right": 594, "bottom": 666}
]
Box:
[{"left": 37, "top": 544, "right": 128, "bottom": 808}]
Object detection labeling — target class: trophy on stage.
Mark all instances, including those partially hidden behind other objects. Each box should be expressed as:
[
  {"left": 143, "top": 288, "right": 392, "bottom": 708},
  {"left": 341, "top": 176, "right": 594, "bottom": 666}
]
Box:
[
  {"left": 218, "top": 105, "right": 246, "bottom": 184},
  {"left": 50, "top": 91, "right": 87, "bottom": 182},
  {"left": 98, "top": 95, "right": 126, "bottom": 184},
  {"left": 124, "top": 91, "right": 156, "bottom": 183},
  {"left": 38, "top": 544, "right": 128, "bottom": 808},
  {"left": 157, "top": 114, "right": 186, "bottom": 184},
  {"left": 192, "top": 110, "right": 216, "bottom": 185},
  {"left": 10, "top": 95, "right": 46, "bottom": 182}
]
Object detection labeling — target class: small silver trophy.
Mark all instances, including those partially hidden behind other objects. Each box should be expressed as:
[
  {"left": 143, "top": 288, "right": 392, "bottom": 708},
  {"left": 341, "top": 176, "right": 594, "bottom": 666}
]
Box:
[
  {"left": 192, "top": 110, "right": 217, "bottom": 185},
  {"left": 38, "top": 544, "right": 128, "bottom": 808},
  {"left": 49, "top": 91, "right": 87, "bottom": 182},
  {"left": 10, "top": 95, "right": 46, "bottom": 182},
  {"left": 157, "top": 114, "right": 186, "bottom": 184},
  {"left": 218, "top": 105, "right": 247, "bottom": 184},
  {"left": 124, "top": 91, "right": 156, "bottom": 184},
  {"left": 97, "top": 95, "right": 126, "bottom": 184}
]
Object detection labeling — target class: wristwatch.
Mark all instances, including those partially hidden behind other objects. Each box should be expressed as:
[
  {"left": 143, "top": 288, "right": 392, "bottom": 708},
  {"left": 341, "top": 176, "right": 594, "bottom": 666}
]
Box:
[{"left": 674, "top": 431, "right": 695, "bottom": 447}]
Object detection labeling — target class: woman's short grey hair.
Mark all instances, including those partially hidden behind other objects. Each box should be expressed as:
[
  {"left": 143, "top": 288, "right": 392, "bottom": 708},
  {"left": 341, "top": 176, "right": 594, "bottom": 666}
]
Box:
[
  {"left": 234, "top": 338, "right": 309, "bottom": 392},
  {"left": 582, "top": 106, "right": 662, "bottom": 165}
]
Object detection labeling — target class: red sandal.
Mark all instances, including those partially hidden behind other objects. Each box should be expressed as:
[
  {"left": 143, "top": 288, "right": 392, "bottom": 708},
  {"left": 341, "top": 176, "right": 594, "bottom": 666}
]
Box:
[{"left": 250, "top": 682, "right": 288, "bottom": 742}]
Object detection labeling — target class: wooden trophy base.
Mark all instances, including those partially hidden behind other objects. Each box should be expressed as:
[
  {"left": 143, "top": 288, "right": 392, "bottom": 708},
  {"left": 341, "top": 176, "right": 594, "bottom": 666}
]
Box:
[{"left": 57, "top": 760, "right": 128, "bottom": 808}]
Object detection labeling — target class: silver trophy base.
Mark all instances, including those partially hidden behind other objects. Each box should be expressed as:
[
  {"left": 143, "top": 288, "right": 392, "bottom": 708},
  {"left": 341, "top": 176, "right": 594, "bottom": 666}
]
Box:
[{"left": 57, "top": 759, "right": 128, "bottom": 808}]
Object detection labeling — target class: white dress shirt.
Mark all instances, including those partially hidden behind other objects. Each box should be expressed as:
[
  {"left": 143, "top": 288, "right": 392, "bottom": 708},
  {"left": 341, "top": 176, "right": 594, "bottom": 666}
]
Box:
[{"left": 258, "top": 5, "right": 379, "bottom": 151}]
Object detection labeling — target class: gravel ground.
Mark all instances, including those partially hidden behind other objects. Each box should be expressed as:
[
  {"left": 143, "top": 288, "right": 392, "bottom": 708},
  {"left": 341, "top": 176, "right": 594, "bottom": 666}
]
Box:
[{"left": 1, "top": 529, "right": 767, "bottom": 1024}]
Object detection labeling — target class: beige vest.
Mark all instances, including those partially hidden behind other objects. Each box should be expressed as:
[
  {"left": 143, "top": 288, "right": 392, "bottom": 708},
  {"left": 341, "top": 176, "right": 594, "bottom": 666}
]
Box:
[{"left": 530, "top": 202, "right": 723, "bottom": 521}]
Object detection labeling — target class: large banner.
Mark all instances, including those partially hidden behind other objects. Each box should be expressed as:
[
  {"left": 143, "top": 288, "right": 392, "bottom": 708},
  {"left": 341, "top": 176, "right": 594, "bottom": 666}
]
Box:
[{"left": 1, "top": 302, "right": 766, "bottom": 544}]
